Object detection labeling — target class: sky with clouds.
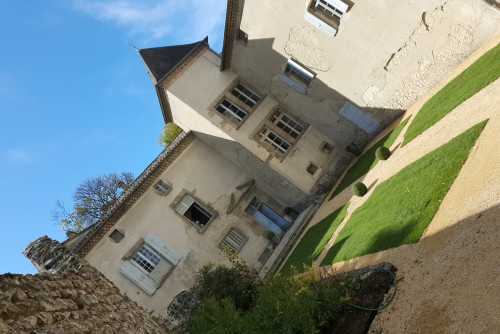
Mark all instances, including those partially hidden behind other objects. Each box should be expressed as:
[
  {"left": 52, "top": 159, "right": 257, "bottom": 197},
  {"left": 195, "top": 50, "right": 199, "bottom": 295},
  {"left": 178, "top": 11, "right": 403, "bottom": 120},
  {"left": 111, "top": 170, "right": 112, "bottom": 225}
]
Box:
[{"left": 0, "top": 0, "right": 227, "bottom": 274}]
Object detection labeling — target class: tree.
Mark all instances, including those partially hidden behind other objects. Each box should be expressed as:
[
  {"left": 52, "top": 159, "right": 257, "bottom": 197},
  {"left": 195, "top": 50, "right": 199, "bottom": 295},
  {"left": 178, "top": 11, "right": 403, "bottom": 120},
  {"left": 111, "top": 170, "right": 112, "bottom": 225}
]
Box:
[
  {"left": 158, "top": 123, "right": 183, "bottom": 148},
  {"left": 52, "top": 172, "right": 134, "bottom": 232}
]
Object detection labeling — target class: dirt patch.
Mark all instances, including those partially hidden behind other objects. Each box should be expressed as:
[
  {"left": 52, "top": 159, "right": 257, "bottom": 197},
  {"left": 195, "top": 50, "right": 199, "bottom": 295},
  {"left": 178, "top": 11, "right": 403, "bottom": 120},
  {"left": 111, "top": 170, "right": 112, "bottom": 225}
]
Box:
[{"left": 325, "top": 263, "right": 397, "bottom": 334}]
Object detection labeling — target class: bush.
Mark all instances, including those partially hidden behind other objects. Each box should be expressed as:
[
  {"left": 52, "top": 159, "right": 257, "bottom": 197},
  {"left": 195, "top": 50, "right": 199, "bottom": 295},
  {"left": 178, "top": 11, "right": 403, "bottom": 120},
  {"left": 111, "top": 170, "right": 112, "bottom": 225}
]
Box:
[
  {"left": 352, "top": 182, "right": 368, "bottom": 197},
  {"left": 375, "top": 147, "right": 391, "bottom": 160},
  {"left": 190, "top": 253, "right": 262, "bottom": 312},
  {"left": 184, "top": 266, "right": 349, "bottom": 334}
]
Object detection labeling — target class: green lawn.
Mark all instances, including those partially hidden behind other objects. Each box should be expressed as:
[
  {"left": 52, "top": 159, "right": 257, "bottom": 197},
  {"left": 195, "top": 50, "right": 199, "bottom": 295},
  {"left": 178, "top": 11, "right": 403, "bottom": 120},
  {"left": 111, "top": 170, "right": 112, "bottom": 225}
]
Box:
[
  {"left": 280, "top": 203, "right": 349, "bottom": 276},
  {"left": 329, "top": 117, "right": 411, "bottom": 200},
  {"left": 403, "top": 42, "right": 500, "bottom": 146},
  {"left": 321, "top": 120, "right": 487, "bottom": 266}
]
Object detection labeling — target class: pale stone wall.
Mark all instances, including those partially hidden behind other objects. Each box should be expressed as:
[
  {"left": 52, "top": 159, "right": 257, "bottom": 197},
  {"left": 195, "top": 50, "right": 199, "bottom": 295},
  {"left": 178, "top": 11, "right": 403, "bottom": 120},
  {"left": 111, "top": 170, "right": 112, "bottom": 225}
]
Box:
[
  {"left": 0, "top": 237, "right": 166, "bottom": 334},
  {"left": 83, "top": 137, "right": 283, "bottom": 316}
]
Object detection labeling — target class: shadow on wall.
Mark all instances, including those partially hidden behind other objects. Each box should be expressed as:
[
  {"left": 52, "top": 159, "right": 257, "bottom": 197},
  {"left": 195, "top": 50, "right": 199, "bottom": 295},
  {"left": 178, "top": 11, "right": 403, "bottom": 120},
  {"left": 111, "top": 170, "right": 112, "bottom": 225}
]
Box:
[{"left": 229, "top": 37, "right": 405, "bottom": 202}]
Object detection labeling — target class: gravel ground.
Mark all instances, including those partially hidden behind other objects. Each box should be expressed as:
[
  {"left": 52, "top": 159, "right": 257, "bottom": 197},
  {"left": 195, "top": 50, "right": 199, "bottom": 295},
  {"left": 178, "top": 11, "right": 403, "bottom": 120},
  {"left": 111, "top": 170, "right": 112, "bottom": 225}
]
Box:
[{"left": 313, "top": 35, "right": 500, "bottom": 333}]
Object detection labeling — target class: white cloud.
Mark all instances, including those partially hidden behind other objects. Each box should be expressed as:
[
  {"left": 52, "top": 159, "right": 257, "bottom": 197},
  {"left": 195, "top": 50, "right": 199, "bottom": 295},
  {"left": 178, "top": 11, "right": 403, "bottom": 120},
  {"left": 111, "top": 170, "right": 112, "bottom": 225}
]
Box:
[
  {"left": 3, "top": 149, "right": 34, "bottom": 164},
  {"left": 72, "top": 0, "right": 226, "bottom": 49}
]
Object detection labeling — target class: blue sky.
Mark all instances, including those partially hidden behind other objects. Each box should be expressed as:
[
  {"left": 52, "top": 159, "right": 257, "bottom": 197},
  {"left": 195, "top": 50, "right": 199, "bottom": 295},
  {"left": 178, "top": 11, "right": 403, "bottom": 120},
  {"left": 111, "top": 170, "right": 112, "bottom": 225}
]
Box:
[{"left": 0, "top": 0, "right": 227, "bottom": 274}]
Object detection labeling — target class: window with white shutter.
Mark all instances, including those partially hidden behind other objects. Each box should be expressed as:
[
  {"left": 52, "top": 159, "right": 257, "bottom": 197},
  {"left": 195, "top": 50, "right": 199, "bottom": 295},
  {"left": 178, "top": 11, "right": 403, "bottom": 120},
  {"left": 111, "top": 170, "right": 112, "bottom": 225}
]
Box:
[{"left": 120, "top": 233, "right": 181, "bottom": 295}]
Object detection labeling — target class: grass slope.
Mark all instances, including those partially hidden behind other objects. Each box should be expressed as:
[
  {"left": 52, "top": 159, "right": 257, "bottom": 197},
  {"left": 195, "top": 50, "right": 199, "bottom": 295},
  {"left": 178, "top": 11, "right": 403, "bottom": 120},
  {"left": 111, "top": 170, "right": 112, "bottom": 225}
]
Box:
[
  {"left": 330, "top": 117, "right": 411, "bottom": 200},
  {"left": 403, "top": 42, "right": 500, "bottom": 146},
  {"left": 280, "top": 203, "right": 349, "bottom": 276},
  {"left": 321, "top": 120, "right": 488, "bottom": 266}
]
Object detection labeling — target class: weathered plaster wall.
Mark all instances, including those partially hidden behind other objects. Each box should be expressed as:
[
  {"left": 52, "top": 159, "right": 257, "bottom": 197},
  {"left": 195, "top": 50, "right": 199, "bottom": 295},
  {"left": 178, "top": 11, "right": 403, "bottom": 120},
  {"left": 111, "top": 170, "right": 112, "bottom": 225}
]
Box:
[
  {"left": 83, "top": 137, "right": 283, "bottom": 316},
  {"left": 232, "top": 0, "right": 499, "bottom": 141},
  {"left": 0, "top": 237, "right": 166, "bottom": 334}
]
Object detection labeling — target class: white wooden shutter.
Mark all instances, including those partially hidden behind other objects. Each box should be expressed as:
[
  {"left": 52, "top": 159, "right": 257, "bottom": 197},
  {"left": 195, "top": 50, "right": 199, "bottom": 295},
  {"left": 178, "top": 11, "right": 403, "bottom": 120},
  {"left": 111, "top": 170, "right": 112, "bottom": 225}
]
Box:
[
  {"left": 145, "top": 233, "right": 182, "bottom": 264},
  {"left": 304, "top": 12, "right": 337, "bottom": 37},
  {"left": 220, "top": 228, "right": 248, "bottom": 253},
  {"left": 149, "top": 260, "right": 173, "bottom": 285},
  {"left": 120, "top": 261, "right": 157, "bottom": 295},
  {"left": 339, "top": 102, "right": 380, "bottom": 134},
  {"left": 175, "top": 195, "right": 195, "bottom": 215}
]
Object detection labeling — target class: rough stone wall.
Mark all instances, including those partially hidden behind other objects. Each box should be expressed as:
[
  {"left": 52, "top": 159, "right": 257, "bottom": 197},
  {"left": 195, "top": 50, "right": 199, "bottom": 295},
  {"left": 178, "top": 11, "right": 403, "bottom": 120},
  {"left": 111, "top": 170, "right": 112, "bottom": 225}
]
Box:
[{"left": 0, "top": 236, "right": 167, "bottom": 334}]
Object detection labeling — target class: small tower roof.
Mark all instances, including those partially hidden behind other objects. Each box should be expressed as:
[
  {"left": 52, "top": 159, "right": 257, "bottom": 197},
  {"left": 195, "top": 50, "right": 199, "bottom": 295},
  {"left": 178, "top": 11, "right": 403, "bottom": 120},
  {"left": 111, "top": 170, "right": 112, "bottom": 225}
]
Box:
[{"left": 139, "top": 37, "right": 208, "bottom": 86}]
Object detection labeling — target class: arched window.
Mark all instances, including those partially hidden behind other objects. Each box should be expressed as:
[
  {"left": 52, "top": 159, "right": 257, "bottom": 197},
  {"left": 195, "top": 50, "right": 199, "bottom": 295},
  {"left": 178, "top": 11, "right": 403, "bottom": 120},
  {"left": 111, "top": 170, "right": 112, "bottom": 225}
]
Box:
[{"left": 168, "top": 290, "right": 197, "bottom": 323}]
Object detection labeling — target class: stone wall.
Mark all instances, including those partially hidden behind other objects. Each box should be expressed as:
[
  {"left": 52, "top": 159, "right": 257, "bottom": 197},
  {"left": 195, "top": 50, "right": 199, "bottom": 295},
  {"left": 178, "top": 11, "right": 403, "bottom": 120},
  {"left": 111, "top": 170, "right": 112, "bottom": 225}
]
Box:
[{"left": 0, "top": 236, "right": 167, "bottom": 333}]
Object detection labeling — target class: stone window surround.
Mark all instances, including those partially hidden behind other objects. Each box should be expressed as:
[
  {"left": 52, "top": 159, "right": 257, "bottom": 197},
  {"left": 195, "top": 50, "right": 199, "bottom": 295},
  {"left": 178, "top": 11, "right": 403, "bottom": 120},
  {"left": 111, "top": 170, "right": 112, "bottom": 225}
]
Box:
[
  {"left": 209, "top": 78, "right": 265, "bottom": 129},
  {"left": 170, "top": 190, "right": 218, "bottom": 233},
  {"left": 253, "top": 105, "right": 309, "bottom": 161},
  {"left": 120, "top": 234, "right": 181, "bottom": 295}
]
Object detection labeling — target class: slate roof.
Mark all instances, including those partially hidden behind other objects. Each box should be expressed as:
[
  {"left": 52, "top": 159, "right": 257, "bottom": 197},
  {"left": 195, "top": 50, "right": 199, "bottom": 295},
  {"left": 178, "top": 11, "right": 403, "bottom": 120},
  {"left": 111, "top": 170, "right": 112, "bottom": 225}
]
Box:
[{"left": 139, "top": 38, "right": 208, "bottom": 86}]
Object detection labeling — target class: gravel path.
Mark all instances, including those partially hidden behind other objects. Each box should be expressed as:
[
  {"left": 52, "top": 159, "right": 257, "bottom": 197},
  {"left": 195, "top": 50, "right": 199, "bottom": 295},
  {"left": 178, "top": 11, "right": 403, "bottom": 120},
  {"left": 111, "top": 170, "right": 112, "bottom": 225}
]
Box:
[{"left": 311, "top": 35, "right": 500, "bottom": 333}]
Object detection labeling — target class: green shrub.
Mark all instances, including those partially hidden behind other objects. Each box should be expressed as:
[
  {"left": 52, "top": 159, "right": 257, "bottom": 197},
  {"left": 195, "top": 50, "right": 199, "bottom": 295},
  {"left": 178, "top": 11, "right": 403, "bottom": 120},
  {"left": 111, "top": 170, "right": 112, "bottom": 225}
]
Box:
[
  {"left": 184, "top": 267, "right": 348, "bottom": 334},
  {"left": 352, "top": 182, "right": 368, "bottom": 197},
  {"left": 190, "top": 257, "right": 262, "bottom": 312},
  {"left": 375, "top": 147, "right": 391, "bottom": 160}
]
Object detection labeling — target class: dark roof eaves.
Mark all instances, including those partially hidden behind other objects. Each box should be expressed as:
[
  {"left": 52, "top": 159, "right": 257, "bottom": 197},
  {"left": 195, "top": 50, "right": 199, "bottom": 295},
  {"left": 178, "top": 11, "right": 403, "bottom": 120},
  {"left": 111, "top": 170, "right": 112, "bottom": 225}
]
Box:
[
  {"left": 156, "top": 37, "right": 209, "bottom": 87},
  {"left": 220, "top": 0, "right": 240, "bottom": 71},
  {"left": 71, "top": 131, "right": 193, "bottom": 254}
]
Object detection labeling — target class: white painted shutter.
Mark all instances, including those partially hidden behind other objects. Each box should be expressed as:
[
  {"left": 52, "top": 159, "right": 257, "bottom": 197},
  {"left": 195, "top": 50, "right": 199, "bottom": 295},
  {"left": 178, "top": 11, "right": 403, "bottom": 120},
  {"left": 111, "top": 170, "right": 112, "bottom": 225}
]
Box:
[
  {"left": 149, "top": 260, "right": 173, "bottom": 285},
  {"left": 175, "top": 195, "right": 195, "bottom": 215},
  {"left": 120, "top": 261, "right": 157, "bottom": 295},
  {"left": 145, "top": 233, "right": 182, "bottom": 265},
  {"left": 281, "top": 76, "right": 307, "bottom": 94},
  {"left": 339, "top": 102, "right": 380, "bottom": 134},
  {"left": 304, "top": 12, "right": 337, "bottom": 37}
]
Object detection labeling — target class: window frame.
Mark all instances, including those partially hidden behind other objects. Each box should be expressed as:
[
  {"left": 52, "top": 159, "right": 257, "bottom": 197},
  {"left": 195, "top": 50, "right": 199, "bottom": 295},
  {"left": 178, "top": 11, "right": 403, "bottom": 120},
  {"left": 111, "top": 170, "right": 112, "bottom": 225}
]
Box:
[
  {"left": 120, "top": 233, "right": 181, "bottom": 295},
  {"left": 230, "top": 83, "right": 262, "bottom": 109},
  {"left": 153, "top": 180, "right": 171, "bottom": 196},
  {"left": 254, "top": 107, "right": 308, "bottom": 160},
  {"left": 174, "top": 193, "right": 216, "bottom": 231},
  {"left": 256, "top": 127, "right": 292, "bottom": 158},
  {"left": 215, "top": 99, "right": 249, "bottom": 125},
  {"left": 282, "top": 59, "right": 315, "bottom": 94},
  {"left": 269, "top": 110, "right": 305, "bottom": 139},
  {"left": 304, "top": 0, "right": 349, "bottom": 37},
  {"left": 211, "top": 79, "right": 264, "bottom": 128}
]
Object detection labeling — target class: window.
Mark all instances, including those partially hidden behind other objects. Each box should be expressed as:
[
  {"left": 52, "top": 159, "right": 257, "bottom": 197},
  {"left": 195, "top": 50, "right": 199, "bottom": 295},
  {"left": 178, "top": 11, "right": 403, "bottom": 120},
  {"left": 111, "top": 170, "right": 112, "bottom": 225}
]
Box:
[
  {"left": 257, "top": 127, "right": 292, "bottom": 158},
  {"left": 213, "top": 81, "right": 262, "bottom": 127},
  {"left": 270, "top": 110, "right": 304, "bottom": 139},
  {"left": 168, "top": 291, "right": 197, "bottom": 323},
  {"left": 282, "top": 59, "right": 315, "bottom": 94},
  {"left": 154, "top": 180, "right": 170, "bottom": 196},
  {"left": 110, "top": 229, "right": 125, "bottom": 243},
  {"left": 304, "top": 0, "right": 349, "bottom": 37},
  {"left": 132, "top": 245, "right": 163, "bottom": 273},
  {"left": 255, "top": 107, "right": 307, "bottom": 159},
  {"left": 120, "top": 233, "right": 181, "bottom": 295},
  {"left": 220, "top": 228, "right": 248, "bottom": 253},
  {"left": 322, "top": 142, "right": 334, "bottom": 154},
  {"left": 216, "top": 99, "right": 248, "bottom": 125},
  {"left": 175, "top": 194, "right": 215, "bottom": 230},
  {"left": 313, "top": 0, "right": 348, "bottom": 20},
  {"left": 231, "top": 83, "right": 261, "bottom": 108},
  {"left": 307, "top": 164, "right": 318, "bottom": 175}
]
